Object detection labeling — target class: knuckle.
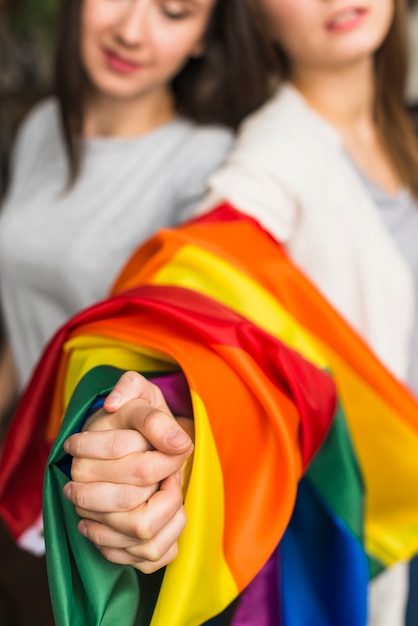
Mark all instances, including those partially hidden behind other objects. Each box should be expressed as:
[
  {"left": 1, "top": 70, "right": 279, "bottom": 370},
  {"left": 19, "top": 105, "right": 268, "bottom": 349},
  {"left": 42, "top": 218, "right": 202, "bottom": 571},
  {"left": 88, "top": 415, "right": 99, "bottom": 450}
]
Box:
[
  {"left": 131, "top": 456, "right": 153, "bottom": 486},
  {"left": 142, "top": 407, "right": 162, "bottom": 435},
  {"left": 132, "top": 515, "right": 153, "bottom": 542},
  {"left": 72, "top": 483, "right": 89, "bottom": 509},
  {"left": 117, "top": 485, "right": 141, "bottom": 510},
  {"left": 67, "top": 433, "right": 82, "bottom": 457},
  {"left": 85, "top": 525, "right": 102, "bottom": 547},
  {"left": 70, "top": 458, "right": 91, "bottom": 482},
  {"left": 176, "top": 507, "right": 187, "bottom": 532},
  {"left": 150, "top": 382, "right": 165, "bottom": 407},
  {"left": 99, "top": 546, "right": 118, "bottom": 563},
  {"left": 135, "top": 559, "right": 162, "bottom": 575},
  {"left": 70, "top": 458, "right": 81, "bottom": 481},
  {"left": 121, "top": 370, "right": 142, "bottom": 390},
  {"left": 171, "top": 486, "right": 184, "bottom": 511},
  {"left": 135, "top": 561, "right": 153, "bottom": 574},
  {"left": 140, "top": 541, "right": 166, "bottom": 564},
  {"left": 111, "top": 431, "right": 130, "bottom": 457},
  {"left": 137, "top": 544, "right": 179, "bottom": 574},
  {"left": 167, "top": 542, "right": 179, "bottom": 562}
]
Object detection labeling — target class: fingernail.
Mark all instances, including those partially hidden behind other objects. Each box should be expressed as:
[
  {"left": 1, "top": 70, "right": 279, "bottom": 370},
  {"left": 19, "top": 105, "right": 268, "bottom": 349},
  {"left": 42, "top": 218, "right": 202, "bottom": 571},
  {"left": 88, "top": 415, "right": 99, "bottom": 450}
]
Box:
[
  {"left": 106, "top": 389, "right": 122, "bottom": 407},
  {"left": 78, "top": 522, "right": 88, "bottom": 537},
  {"left": 63, "top": 483, "right": 72, "bottom": 499},
  {"left": 63, "top": 438, "right": 71, "bottom": 453},
  {"left": 166, "top": 428, "right": 190, "bottom": 449}
]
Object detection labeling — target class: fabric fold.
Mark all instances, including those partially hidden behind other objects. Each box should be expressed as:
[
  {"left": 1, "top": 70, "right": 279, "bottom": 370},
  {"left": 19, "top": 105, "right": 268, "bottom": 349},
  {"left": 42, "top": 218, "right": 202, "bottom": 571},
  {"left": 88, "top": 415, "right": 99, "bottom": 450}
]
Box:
[{"left": 1, "top": 204, "right": 418, "bottom": 625}]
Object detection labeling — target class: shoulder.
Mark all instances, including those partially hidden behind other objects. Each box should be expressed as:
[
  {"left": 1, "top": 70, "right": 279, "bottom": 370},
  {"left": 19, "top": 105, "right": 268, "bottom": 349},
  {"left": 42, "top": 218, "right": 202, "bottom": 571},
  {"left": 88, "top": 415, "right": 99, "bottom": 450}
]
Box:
[
  {"left": 187, "top": 122, "right": 234, "bottom": 150},
  {"left": 164, "top": 121, "right": 234, "bottom": 223},
  {"left": 14, "top": 98, "right": 59, "bottom": 146},
  {"left": 10, "top": 98, "right": 61, "bottom": 171},
  {"left": 203, "top": 86, "right": 344, "bottom": 240},
  {"left": 231, "top": 84, "right": 342, "bottom": 187},
  {"left": 171, "top": 119, "right": 234, "bottom": 184},
  {"left": 238, "top": 84, "right": 335, "bottom": 141},
  {"left": 5, "top": 98, "right": 61, "bottom": 191},
  {"left": 175, "top": 118, "right": 234, "bottom": 164}
]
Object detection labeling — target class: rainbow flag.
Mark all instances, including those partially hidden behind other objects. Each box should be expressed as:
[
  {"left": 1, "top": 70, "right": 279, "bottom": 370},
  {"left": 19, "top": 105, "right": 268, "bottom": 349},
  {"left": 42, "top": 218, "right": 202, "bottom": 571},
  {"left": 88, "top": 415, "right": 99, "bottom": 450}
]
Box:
[{"left": 1, "top": 204, "right": 418, "bottom": 625}]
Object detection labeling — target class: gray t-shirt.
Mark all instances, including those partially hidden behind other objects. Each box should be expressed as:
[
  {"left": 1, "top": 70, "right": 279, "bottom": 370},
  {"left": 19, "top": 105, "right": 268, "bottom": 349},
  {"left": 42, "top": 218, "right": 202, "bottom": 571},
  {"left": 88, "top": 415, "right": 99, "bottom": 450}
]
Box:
[
  {"left": 358, "top": 173, "right": 418, "bottom": 396},
  {"left": 0, "top": 99, "right": 233, "bottom": 387}
]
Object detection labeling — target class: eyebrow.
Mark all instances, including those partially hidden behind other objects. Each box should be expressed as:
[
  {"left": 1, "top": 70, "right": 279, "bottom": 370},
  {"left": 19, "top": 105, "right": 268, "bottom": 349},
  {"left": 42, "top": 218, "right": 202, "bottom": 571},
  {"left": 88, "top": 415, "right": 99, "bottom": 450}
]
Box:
[{"left": 164, "top": 0, "right": 210, "bottom": 14}]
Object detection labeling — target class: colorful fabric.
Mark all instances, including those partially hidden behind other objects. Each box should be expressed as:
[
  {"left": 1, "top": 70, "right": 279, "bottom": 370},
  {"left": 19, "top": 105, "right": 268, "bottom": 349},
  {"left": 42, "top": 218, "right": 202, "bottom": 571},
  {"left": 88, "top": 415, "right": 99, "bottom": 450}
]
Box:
[{"left": 1, "top": 204, "right": 418, "bottom": 625}]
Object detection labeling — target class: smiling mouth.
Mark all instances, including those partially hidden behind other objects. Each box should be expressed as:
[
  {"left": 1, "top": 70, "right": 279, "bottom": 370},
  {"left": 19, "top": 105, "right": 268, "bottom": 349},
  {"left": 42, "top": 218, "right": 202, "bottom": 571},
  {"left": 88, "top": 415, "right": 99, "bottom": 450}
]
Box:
[
  {"left": 326, "top": 7, "right": 368, "bottom": 32},
  {"left": 103, "top": 49, "right": 141, "bottom": 73}
]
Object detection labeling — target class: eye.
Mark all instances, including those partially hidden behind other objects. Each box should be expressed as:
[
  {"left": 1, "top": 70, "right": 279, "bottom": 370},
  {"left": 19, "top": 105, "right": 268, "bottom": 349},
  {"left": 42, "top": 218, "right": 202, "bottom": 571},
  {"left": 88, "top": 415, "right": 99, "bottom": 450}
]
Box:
[{"left": 161, "top": 1, "right": 191, "bottom": 19}]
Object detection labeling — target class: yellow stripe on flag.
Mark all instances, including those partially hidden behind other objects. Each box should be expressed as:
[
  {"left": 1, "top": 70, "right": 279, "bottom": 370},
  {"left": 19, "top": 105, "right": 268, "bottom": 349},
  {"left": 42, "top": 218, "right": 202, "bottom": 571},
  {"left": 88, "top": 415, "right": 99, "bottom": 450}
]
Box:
[
  {"left": 63, "top": 336, "right": 176, "bottom": 408},
  {"left": 151, "top": 392, "right": 238, "bottom": 626},
  {"left": 152, "top": 245, "right": 326, "bottom": 368}
]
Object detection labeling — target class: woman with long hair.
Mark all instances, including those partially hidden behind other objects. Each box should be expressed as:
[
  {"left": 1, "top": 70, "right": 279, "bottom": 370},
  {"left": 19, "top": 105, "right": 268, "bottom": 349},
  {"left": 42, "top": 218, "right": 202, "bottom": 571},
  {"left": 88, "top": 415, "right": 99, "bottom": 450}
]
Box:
[
  {"left": 0, "top": 0, "right": 275, "bottom": 623},
  {"left": 57, "top": 0, "right": 418, "bottom": 624},
  {"left": 0, "top": 0, "right": 275, "bottom": 424}
]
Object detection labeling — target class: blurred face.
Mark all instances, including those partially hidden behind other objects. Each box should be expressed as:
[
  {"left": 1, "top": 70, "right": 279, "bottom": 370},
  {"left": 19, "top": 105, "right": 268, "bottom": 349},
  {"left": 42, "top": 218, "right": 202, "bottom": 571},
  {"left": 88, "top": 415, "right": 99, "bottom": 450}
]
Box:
[
  {"left": 81, "top": 0, "right": 216, "bottom": 101},
  {"left": 258, "top": 0, "right": 394, "bottom": 71}
]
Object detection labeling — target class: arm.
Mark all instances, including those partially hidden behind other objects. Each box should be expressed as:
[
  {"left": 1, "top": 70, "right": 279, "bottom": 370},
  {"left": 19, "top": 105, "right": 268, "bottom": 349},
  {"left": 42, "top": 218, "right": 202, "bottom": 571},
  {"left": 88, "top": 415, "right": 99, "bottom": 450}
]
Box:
[{"left": 63, "top": 372, "right": 194, "bottom": 573}]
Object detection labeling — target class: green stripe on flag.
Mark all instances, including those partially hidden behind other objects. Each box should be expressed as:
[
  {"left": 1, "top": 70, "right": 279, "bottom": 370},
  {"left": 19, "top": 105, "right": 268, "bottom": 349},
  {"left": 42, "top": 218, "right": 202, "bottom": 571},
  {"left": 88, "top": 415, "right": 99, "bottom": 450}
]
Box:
[
  {"left": 306, "top": 405, "right": 365, "bottom": 546},
  {"left": 43, "top": 365, "right": 163, "bottom": 626}
]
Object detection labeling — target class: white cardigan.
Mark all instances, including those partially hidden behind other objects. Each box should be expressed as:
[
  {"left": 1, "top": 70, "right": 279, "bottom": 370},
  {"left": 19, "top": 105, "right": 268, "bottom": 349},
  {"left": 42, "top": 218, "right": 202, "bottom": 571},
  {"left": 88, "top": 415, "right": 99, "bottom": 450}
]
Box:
[{"left": 198, "top": 84, "right": 415, "bottom": 383}]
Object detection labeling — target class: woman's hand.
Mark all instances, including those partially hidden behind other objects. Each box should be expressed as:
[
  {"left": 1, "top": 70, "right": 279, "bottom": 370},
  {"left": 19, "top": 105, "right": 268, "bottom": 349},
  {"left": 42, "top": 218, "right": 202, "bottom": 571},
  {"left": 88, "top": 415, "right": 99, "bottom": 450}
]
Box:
[{"left": 63, "top": 372, "right": 194, "bottom": 573}]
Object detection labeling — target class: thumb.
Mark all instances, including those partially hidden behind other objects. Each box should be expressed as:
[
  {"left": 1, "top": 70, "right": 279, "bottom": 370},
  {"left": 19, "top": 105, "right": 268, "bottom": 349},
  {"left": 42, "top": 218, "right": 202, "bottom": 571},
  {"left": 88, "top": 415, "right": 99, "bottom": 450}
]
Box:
[{"left": 104, "top": 371, "right": 171, "bottom": 413}]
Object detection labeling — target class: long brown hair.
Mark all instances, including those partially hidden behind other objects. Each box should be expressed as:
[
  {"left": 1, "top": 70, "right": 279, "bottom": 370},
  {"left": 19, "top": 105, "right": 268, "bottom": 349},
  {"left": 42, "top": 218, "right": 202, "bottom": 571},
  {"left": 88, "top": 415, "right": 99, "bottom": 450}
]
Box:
[
  {"left": 271, "top": 0, "right": 418, "bottom": 200},
  {"left": 53, "top": 0, "right": 277, "bottom": 185},
  {"left": 375, "top": 0, "right": 418, "bottom": 200}
]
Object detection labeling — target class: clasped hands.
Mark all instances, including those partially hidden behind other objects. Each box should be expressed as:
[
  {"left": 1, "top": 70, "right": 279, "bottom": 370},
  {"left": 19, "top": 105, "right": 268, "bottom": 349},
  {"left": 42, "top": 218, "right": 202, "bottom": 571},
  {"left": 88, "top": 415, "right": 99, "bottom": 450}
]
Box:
[{"left": 62, "top": 371, "right": 194, "bottom": 573}]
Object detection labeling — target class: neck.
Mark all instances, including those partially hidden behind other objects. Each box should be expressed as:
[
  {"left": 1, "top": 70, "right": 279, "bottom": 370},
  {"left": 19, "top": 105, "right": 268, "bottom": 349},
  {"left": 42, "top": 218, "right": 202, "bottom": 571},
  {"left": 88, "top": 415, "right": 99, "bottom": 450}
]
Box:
[
  {"left": 291, "top": 57, "right": 376, "bottom": 132},
  {"left": 83, "top": 88, "right": 176, "bottom": 138},
  {"left": 291, "top": 57, "right": 403, "bottom": 195}
]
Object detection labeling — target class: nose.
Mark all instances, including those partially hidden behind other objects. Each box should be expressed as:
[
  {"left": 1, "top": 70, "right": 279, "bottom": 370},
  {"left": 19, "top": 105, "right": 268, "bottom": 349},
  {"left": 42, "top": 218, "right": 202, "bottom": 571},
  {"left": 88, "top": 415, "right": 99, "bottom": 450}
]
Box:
[{"left": 115, "top": 0, "right": 148, "bottom": 48}]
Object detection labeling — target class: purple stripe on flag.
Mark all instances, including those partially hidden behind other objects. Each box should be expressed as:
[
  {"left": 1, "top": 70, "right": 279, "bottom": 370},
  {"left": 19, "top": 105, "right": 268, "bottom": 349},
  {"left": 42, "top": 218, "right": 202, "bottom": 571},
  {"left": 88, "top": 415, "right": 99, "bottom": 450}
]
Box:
[{"left": 232, "top": 549, "right": 282, "bottom": 626}]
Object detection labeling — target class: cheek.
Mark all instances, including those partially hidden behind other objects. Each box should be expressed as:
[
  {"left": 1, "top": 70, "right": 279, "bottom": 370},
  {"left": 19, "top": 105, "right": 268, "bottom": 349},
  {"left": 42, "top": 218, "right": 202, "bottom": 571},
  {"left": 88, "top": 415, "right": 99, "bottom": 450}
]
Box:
[
  {"left": 81, "top": 0, "right": 118, "bottom": 44},
  {"left": 274, "top": 13, "right": 316, "bottom": 61},
  {"left": 152, "top": 28, "right": 205, "bottom": 70},
  {"left": 80, "top": 2, "right": 100, "bottom": 65},
  {"left": 376, "top": 0, "right": 395, "bottom": 42},
  {"left": 81, "top": 0, "right": 98, "bottom": 38},
  {"left": 265, "top": 3, "right": 315, "bottom": 56},
  {"left": 259, "top": 0, "right": 307, "bottom": 36},
  {"left": 80, "top": 0, "right": 118, "bottom": 68}
]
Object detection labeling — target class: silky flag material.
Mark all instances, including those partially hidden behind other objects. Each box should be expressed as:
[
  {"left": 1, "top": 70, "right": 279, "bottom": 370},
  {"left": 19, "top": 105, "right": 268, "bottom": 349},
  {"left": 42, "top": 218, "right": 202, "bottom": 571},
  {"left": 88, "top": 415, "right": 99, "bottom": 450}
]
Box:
[{"left": 1, "top": 204, "right": 418, "bottom": 626}]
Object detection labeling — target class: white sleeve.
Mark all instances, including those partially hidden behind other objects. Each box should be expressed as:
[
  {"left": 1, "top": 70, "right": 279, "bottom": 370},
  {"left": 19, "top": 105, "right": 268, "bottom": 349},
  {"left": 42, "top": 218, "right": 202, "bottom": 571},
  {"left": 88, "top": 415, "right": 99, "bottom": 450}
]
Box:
[{"left": 191, "top": 152, "right": 299, "bottom": 245}]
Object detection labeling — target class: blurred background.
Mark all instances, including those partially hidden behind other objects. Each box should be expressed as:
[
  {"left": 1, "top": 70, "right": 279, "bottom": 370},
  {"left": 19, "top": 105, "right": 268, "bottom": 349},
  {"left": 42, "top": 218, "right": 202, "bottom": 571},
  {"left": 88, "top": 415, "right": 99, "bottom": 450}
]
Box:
[
  {"left": 408, "top": 1, "right": 418, "bottom": 109},
  {"left": 0, "top": 0, "right": 56, "bottom": 198}
]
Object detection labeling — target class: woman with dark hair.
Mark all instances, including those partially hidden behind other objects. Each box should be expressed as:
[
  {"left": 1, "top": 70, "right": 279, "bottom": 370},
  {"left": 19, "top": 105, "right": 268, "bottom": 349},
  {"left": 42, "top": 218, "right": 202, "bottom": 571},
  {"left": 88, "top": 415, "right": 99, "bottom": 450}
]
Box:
[
  {"left": 54, "top": 0, "right": 276, "bottom": 184},
  {"left": 0, "top": 0, "right": 275, "bottom": 425},
  {"left": 0, "top": 1, "right": 276, "bottom": 624},
  {"left": 55, "top": 0, "right": 418, "bottom": 624}
]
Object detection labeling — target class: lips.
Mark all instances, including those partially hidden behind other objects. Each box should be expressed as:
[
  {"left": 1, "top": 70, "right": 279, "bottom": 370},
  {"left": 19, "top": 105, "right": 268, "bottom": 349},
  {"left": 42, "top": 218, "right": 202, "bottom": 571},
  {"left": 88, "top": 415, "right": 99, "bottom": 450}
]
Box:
[
  {"left": 103, "top": 48, "right": 141, "bottom": 73},
  {"left": 326, "top": 7, "right": 368, "bottom": 32}
]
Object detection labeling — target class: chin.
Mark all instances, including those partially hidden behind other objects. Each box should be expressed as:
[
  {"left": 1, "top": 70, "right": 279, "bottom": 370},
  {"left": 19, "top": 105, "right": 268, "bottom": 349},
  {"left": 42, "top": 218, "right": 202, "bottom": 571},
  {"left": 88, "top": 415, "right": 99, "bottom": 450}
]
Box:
[
  {"left": 329, "top": 39, "right": 384, "bottom": 65},
  {"left": 89, "top": 77, "right": 140, "bottom": 101}
]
